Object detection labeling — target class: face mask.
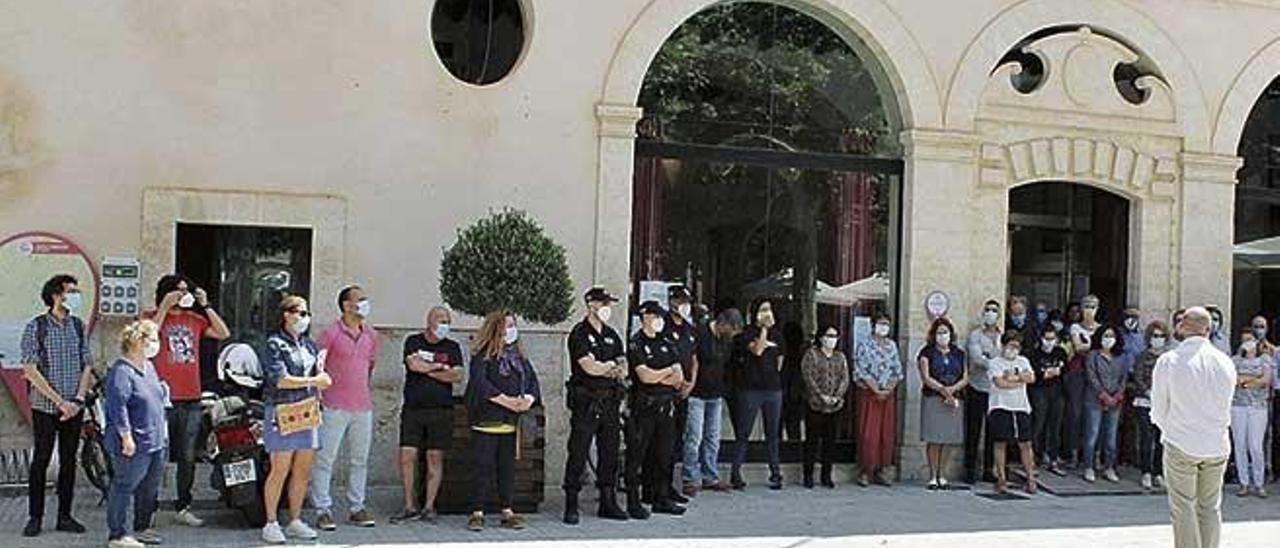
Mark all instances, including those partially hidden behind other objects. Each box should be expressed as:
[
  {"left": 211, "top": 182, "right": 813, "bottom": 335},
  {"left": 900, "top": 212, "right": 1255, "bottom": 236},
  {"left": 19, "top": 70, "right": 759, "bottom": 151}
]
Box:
[
  {"left": 144, "top": 340, "right": 161, "bottom": 359},
  {"left": 874, "top": 324, "right": 890, "bottom": 337},
  {"left": 1124, "top": 317, "right": 1139, "bottom": 331},
  {"left": 821, "top": 336, "right": 838, "bottom": 350},
  {"left": 1243, "top": 341, "right": 1258, "bottom": 354},
  {"left": 1035, "top": 311, "right": 1048, "bottom": 323},
  {"left": 757, "top": 311, "right": 774, "bottom": 326},
  {"left": 983, "top": 311, "right": 999, "bottom": 326},
  {"left": 1253, "top": 327, "right": 1267, "bottom": 340},
  {"left": 937, "top": 333, "right": 952, "bottom": 346},
  {"left": 504, "top": 327, "right": 519, "bottom": 345},
  {"left": 434, "top": 323, "right": 451, "bottom": 340},
  {"left": 355, "top": 299, "right": 371, "bottom": 318},
  {"left": 596, "top": 305, "right": 612, "bottom": 323},
  {"left": 650, "top": 317, "right": 666, "bottom": 333},
  {"left": 1011, "top": 314, "right": 1026, "bottom": 325},
  {"left": 1149, "top": 336, "right": 1166, "bottom": 350},
  {"left": 1100, "top": 336, "right": 1116, "bottom": 350},
  {"left": 1051, "top": 321, "right": 1064, "bottom": 332},
  {"left": 292, "top": 315, "right": 311, "bottom": 334},
  {"left": 677, "top": 303, "right": 692, "bottom": 320},
  {"left": 1041, "top": 339, "right": 1056, "bottom": 352},
  {"left": 178, "top": 293, "right": 196, "bottom": 309},
  {"left": 1003, "top": 348, "right": 1020, "bottom": 359},
  {"left": 1083, "top": 306, "right": 1097, "bottom": 318},
  {"left": 1212, "top": 320, "right": 1222, "bottom": 333},
  {"left": 62, "top": 292, "right": 82, "bottom": 314}
]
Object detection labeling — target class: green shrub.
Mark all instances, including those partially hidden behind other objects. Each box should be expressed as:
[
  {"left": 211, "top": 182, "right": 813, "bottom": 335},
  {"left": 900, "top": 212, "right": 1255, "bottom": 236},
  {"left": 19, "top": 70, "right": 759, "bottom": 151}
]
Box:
[{"left": 440, "top": 208, "right": 574, "bottom": 325}]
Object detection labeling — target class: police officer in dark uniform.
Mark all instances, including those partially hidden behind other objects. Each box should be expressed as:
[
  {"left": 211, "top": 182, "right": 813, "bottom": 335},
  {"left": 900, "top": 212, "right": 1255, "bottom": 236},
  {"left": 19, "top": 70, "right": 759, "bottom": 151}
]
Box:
[
  {"left": 626, "top": 301, "right": 688, "bottom": 519},
  {"left": 562, "top": 287, "right": 630, "bottom": 525},
  {"left": 644, "top": 285, "right": 698, "bottom": 504}
]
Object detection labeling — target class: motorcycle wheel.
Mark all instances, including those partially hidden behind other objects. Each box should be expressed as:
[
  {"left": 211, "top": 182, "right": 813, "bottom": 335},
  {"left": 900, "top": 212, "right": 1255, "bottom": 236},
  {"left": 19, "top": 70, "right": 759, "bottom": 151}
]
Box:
[
  {"left": 239, "top": 499, "right": 267, "bottom": 528},
  {"left": 80, "top": 436, "right": 112, "bottom": 500}
]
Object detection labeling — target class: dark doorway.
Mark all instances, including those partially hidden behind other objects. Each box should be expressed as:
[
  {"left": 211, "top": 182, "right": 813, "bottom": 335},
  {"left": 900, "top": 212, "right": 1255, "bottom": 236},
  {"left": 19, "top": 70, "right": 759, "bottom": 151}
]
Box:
[
  {"left": 1233, "top": 76, "right": 1280, "bottom": 341},
  {"left": 175, "top": 223, "right": 313, "bottom": 393},
  {"left": 1008, "top": 182, "right": 1130, "bottom": 316}
]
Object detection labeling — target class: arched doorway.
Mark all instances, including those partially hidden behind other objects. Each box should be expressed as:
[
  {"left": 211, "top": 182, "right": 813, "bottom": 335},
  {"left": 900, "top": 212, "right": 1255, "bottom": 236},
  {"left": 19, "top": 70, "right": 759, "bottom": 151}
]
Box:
[
  {"left": 629, "top": 1, "right": 904, "bottom": 462},
  {"left": 1232, "top": 77, "right": 1280, "bottom": 340},
  {"left": 1008, "top": 182, "right": 1130, "bottom": 317}
]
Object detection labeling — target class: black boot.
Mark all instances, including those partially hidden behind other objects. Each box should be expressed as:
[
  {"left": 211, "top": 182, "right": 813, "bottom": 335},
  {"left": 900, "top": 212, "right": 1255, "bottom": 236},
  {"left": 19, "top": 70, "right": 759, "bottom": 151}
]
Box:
[
  {"left": 803, "top": 463, "right": 815, "bottom": 489},
  {"left": 598, "top": 488, "right": 628, "bottom": 521},
  {"left": 626, "top": 492, "right": 650, "bottom": 520},
  {"left": 562, "top": 491, "right": 580, "bottom": 525},
  {"left": 820, "top": 465, "right": 835, "bottom": 489}
]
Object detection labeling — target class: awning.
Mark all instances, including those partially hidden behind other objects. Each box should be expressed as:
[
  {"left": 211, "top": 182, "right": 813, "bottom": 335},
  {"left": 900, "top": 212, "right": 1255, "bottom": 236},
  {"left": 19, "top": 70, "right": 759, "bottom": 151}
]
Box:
[
  {"left": 1233, "top": 236, "right": 1280, "bottom": 270},
  {"left": 815, "top": 272, "right": 891, "bottom": 306}
]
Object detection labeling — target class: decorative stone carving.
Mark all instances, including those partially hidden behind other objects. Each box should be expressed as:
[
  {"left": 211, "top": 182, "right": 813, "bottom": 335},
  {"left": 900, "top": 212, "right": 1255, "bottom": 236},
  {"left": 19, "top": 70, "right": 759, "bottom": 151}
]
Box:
[
  {"left": 978, "top": 137, "right": 1176, "bottom": 197},
  {"left": 981, "top": 26, "right": 1176, "bottom": 128}
]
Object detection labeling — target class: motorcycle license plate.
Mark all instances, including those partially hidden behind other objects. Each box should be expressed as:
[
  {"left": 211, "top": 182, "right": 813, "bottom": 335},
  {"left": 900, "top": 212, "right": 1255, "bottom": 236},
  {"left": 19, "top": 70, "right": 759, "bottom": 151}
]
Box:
[{"left": 223, "top": 459, "right": 256, "bottom": 487}]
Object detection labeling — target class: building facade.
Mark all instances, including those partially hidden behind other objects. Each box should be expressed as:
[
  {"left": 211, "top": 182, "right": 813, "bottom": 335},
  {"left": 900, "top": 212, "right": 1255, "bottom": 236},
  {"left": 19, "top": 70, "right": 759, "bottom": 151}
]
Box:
[{"left": 2, "top": 0, "right": 1280, "bottom": 485}]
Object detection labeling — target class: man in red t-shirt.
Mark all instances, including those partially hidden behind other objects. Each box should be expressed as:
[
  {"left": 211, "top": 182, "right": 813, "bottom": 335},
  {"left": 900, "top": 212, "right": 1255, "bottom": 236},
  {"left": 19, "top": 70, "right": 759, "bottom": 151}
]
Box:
[{"left": 145, "top": 274, "right": 230, "bottom": 527}]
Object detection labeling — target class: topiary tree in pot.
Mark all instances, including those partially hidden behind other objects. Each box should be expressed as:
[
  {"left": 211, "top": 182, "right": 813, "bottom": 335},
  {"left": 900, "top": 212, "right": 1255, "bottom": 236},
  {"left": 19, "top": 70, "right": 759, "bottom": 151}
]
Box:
[{"left": 440, "top": 208, "right": 574, "bottom": 325}]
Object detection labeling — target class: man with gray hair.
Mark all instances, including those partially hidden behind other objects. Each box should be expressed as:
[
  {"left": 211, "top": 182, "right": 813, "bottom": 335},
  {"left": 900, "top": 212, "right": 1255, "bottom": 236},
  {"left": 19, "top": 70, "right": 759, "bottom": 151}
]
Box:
[{"left": 1151, "top": 306, "right": 1237, "bottom": 548}]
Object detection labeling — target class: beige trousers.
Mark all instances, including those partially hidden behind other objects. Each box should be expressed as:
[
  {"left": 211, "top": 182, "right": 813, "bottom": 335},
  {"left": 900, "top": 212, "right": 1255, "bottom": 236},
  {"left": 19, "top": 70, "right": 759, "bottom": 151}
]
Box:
[{"left": 1163, "top": 442, "right": 1228, "bottom": 548}]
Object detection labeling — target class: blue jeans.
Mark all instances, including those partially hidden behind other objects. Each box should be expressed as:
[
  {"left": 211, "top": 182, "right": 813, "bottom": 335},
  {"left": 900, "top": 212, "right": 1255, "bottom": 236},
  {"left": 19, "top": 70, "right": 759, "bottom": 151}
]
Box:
[
  {"left": 731, "top": 390, "right": 783, "bottom": 481},
  {"left": 107, "top": 449, "right": 165, "bottom": 540},
  {"left": 1084, "top": 403, "right": 1120, "bottom": 470},
  {"left": 681, "top": 397, "right": 723, "bottom": 485}
]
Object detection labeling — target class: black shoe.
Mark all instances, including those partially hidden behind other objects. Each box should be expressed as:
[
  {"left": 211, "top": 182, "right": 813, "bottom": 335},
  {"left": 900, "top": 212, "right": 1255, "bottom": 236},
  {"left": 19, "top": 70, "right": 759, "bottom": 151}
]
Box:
[
  {"left": 730, "top": 477, "right": 746, "bottom": 491},
  {"left": 803, "top": 475, "right": 815, "bottom": 489},
  {"left": 597, "top": 488, "right": 629, "bottom": 521},
  {"left": 667, "top": 489, "right": 689, "bottom": 505},
  {"left": 821, "top": 478, "right": 836, "bottom": 489},
  {"left": 562, "top": 492, "right": 580, "bottom": 525},
  {"left": 626, "top": 497, "right": 650, "bottom": 520},
  {"left": 640, "top": 490, "right": 654, "bottom": 505},
  {"left": 22, "top": 518, "right": 40, "bottom": 537},
  {"left": 769, "top": 476, "right": 783, "bottom": 491},
  {"left": 56, "top": 516, "right": 86, "bottom": 534},
  {"left": 650, "top": 501, "right": 686, "bottom": 515},
  {"left": 389, "top": 508, "right": 421, "bottom": 525},
  {"left": 964, "top": 471, "right": 978, "bottom": 485}
]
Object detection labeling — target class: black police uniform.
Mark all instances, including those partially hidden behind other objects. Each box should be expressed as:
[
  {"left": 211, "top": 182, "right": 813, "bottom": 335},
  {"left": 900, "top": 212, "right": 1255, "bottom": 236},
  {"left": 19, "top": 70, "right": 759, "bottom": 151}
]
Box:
[
  {"left": 626, "top": 329, "right": 684, "bottom": 517},
  {"left": 644, "top": 313, "right": 697, "bottom": 502},
  {"left": 563, "top": 318, "right": 627, "bottom": 496}
]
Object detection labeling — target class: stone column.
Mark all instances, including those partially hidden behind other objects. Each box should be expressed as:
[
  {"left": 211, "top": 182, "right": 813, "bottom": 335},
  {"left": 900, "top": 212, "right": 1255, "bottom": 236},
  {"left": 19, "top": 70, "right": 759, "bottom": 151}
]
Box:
[
  {"left": 897, "top": 129, "right": 983, "bottom": 481},
  {"left": 593, "top": 103, "right": 643, "bottom": 314},
  {"left": 1177, "top": 152, "right": 1240, "bottom": 320}
]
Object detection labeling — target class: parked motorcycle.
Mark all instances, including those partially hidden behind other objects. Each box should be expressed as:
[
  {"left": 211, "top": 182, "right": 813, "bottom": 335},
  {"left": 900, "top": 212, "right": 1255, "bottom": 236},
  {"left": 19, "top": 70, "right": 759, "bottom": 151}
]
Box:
[{"left": 203, "top": 343, "right": 269, "bottom": 527}]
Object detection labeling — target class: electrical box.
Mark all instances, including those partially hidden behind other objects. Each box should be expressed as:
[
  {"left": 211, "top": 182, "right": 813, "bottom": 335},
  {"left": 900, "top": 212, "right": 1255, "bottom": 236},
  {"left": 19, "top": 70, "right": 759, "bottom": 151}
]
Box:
[{"left": 100, "top": 256, "right": 141, "bottom": 317}]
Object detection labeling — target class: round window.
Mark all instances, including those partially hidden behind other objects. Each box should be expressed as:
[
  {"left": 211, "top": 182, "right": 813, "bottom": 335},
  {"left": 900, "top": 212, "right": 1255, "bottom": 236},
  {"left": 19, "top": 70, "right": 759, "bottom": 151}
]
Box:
[{"left": 431, "top": 0, "right": 526, "bottom": 86}]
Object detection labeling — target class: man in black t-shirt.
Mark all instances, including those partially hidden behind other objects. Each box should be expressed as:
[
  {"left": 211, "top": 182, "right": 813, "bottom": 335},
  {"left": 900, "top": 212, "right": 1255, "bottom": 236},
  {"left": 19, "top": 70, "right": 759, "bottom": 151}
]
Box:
[
  {"left": 391, "top": 306, "right": 464, "bottom": 524},
  {"left": 1027, "top": 328, "right": 1069, "bottom": 476},
  {"left": 625, "top": 301, "right": 689, "bottom": 519},
  {"left": 561, "top": 287, "right": 630, "bottom": 525}
]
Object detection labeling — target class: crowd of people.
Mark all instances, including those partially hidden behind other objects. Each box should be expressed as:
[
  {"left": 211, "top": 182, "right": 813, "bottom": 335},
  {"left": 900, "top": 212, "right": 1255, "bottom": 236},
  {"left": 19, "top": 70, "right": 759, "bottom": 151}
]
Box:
[{"left": 14, "top": 272, "right": 1277, "bottom": 548}]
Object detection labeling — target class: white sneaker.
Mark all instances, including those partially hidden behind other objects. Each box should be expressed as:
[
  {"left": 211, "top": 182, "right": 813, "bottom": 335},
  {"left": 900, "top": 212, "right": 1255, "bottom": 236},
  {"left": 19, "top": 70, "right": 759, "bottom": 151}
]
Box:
[
  {"left": 1083, "top": 469, "right": 1096, "bottom": 483},
  {"left": 286, "top": 519, "right": 319, "bottom": 540},
  {"left": 1154, "top": 475, "right": 1164, "bottom": 489},
  {"left": 175, "top": 509, "right": 205, "bottom": 528},
  {"left": 1141, "top": 473, "right": 1152, "bottom": 490},
  {"left": 1104, "top": 469, "right": 1120, "bottom": 483},
  {"left": 261, "top": 523, "right": 286, "bottom": 545},
  {"left": 108, "top": 537, "right": 145, "bottom": 548}
]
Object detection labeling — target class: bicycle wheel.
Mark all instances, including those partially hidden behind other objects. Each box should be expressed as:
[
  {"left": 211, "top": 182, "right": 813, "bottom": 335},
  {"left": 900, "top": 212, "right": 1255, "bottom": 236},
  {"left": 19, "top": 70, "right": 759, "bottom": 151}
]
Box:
[{"left": 80, "top": 435, "right": 112, "bottom": 499}]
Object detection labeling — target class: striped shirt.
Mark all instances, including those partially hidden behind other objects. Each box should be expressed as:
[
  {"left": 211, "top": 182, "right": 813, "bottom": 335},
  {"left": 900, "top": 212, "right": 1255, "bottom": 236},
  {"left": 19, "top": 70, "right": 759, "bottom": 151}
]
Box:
[{"left": 20, "top": 313, "right": 92, "bottom": 415}]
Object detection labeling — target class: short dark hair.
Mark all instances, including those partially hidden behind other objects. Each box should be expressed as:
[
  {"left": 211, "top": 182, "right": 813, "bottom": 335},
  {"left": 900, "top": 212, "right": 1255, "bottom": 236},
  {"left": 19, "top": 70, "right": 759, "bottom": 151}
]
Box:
[
  {"left": 41, "top": 274, "right": 78, "bottom": 307},
  {"left": 984, "top": 299, "right": 1001, "bottom": 309},
  {"left": 872, "top": 313, "right": 892, "bottom": 324},
  {"left": 154, "top": 274, "right": 190, "bottom": 306},
  {"left": 338, "top": 285, "right": 361, "bottom": 311},
  {"left": 1001, "top": 330, "right": 1022, "bottom": 346},
  {"left": 1092, "top": 325, "right": 1126, "bottom": 355},
  {"left": 925, "top": 317, "right": 956, "bottom": 349}
]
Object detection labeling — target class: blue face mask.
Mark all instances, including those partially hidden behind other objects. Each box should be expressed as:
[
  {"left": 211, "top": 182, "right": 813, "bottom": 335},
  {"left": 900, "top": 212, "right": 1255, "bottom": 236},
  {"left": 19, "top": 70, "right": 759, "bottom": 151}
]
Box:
[
  {"left": 434, "top": 323, "right": 451, "bottom": 340},
  {"left": 62, "top": 292, "right": 83, "bottom": 314}
]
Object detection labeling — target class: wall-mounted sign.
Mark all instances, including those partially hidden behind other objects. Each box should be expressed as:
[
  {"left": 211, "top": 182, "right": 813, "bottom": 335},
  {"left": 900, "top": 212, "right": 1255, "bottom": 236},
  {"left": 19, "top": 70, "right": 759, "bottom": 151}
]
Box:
[
  {"left": 0, "top": 232, "right": 99, "bottom": 423},
  {"left": 100, "top": 256, "right": 141, "bottom": 317},
  {"left": 925, "top": 290, "right": 950, "bottom": 320}
]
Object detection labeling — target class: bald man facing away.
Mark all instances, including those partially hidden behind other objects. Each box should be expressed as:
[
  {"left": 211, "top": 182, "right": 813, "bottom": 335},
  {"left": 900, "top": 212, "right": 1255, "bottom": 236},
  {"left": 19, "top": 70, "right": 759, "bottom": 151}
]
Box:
[{"left": 1151, "top": 307, "right": 1237, "bottom": 548}]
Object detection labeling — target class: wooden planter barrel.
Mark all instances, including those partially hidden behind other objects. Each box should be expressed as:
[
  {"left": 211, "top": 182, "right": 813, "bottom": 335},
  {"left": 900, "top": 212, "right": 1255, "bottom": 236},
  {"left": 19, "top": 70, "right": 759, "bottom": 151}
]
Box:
[{"left": 413, "top": 398, "right": 545, "bottom": 514}]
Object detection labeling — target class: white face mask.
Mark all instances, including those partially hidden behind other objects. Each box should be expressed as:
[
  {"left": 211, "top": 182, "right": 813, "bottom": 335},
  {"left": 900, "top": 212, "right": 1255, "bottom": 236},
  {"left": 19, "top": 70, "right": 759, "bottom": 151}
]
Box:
[
  {"left": 937, "top": 332, "right": 952, "bottom": 346},
  {"left": 757, "top": 311, "right": 774, "bottom": 326},
  {"left": 355, "top": 299, "right": 371, "bottom": 318},
  {"left": 178, "top": 292, "right": 196, "bottom": 309},
  {"left": 1243, "top": 341, "right": 1258, "bottom": 354},
  {"left": 983, "top": 311, "right": 999, "bottom": 326},
  {"left": 595, "top": 305, "right": 612, "bottom": 323},
  {"left": 1041, "top": 339, "right": 1056, "bottom": 352},
  {"left": 1124, "top": 318, "right": 1139, "bottom": 331},
  {"left": 1003, "top": 348, "right": 1020, "bottom": 360},
  {"left": 677, "top": 303, "right": 692, "bottom": 320},
  {"left": 821, "top": 336, "right": 838, "bottom": 350},
  {"left": 292, "top": 315, "right": 311, "bottom": 334},
  {"left": 874, "top": 324, "right": 890, "bottom": 337},
  {"left": 62, "top": 292, "right": 82, "bottom": 314},
  {"left": 649, "top": 317, "right": 666, "bottom": 333},
  {"left": 504, "top": 326, "right": 519, "bottom": 345},
  {"left": 1150, "top": 336, "right": 1167, "bottom": 350},
  {"left": 1101, "top": 336, "right": 1116, "bottom": 350},
  {"left": 144, "top": 340, "right": 161, "bottom": 359}
]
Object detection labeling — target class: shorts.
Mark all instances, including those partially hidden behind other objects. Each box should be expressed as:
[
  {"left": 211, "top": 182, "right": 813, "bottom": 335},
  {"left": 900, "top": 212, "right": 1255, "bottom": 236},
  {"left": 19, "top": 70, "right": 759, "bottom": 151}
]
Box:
[
  {"left": 400, "top": 407, "right": 454, "bottom": 451},
  {"left": 987, "top": 409, "right": 1032, "bottom": 443}
]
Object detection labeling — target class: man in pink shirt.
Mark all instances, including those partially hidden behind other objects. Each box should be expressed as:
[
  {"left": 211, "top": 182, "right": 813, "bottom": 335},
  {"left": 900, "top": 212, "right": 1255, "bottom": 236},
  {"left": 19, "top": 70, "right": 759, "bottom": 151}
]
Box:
[{"left": 310, "top": 285, "right": 380, "bottom": 531}]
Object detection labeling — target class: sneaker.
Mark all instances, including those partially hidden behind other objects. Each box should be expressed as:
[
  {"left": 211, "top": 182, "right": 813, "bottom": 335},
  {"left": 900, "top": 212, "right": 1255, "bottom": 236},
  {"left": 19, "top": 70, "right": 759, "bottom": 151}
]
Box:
[
  {"left": 1104, "top": 469, "right": 1120, "bottom": 483},
  {"left": 938, "top": 478, "right": 950, "bottom": 490},
  {"left": 22, "top": 518, "right": 40, "bottom": 537},
  {"left": 134, "top": 528, "right": 164, "bottom": 545},
  {"left": 1141, "top": 473, "right": 1153, "bottom": 491},
  {"left": 1154, "top": 475, "right": 1165, "bottom": 489},
  {"left": 702, "top": 481, "right": 731, "bottom": 492},
  {"left": 1257, "top": 487, "right": 1269, "bottom": 499},
  {"left": 174, "top": 509, "right": 204, "bottom": 528},
  {"left": 1083, "top": 469, "right": 1097, "bottom": 483},
  {"left": 467, "top": 513, "right": 485, "bottom": 532},
  {"left": 261, "top": 523, "right": 286, "bottom": 544},
  {"left": 681, "top": 483, "right": 699, "bottom": 498},
  {"left": 1237, "top": 485, "right": 1252, "bottom": 497},
  {"left": 107, "top": 536, "right": 145, "bottom": 548},
  {"left": 55, "top": 515, "right": 86, "bottom": 534},
  {"left": 926, "top": 478, "right": 939, "bottom": 491},
  {"left": 389, "top": 508, "right": 420, "bottom": 524},
  {"left": 499, "top": 513, "right": 527, "bottom": 530},
  {"left": 285, "top": 519, "right": 318, "bottom": 540},
  {"left": 348, "top": 508, "right": 376, "bottom": 528},
  {"left": 856, "top": 474, "right": 871, "bottom": 488},
  {"left": 314, "top": 511, "right": 337, "bottom": 532}
]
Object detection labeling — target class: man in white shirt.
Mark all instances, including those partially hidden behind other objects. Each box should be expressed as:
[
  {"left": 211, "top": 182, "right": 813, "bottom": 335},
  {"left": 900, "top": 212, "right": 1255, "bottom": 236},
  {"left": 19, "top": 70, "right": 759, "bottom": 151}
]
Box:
[{"left": 1151, "top": 307, "right": 1237, "bottom": 548}]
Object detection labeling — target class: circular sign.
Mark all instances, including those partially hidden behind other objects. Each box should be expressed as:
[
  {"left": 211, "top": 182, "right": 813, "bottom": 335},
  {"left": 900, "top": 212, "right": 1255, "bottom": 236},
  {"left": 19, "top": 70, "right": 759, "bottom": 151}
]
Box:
[
  {"left": 0, "top": 232, "right": 99, "bottom": 369},
  {"left": 925, "top": 290, "right": 950, "bottom": 319}
]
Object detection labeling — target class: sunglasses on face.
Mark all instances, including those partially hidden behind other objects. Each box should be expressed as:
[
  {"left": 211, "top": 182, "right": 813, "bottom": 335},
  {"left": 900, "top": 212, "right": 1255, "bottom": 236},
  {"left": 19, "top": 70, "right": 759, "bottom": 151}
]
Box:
[{"left": 288, "top": 309, "right": 311, "bottom": 317}]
